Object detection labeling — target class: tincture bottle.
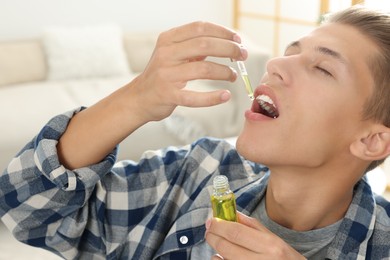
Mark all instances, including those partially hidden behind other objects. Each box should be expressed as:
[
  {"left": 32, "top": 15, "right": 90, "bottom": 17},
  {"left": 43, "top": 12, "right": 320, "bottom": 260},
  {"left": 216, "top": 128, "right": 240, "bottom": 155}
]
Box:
[{"left": 211, "top": 175, "right": 237, "bottom": 222}]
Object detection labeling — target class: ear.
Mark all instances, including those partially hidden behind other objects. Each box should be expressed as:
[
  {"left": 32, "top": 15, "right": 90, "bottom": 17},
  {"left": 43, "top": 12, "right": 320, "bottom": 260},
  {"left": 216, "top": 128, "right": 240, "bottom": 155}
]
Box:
[{"left": 350, "top": 124, "right": 390, "bottom": 161}]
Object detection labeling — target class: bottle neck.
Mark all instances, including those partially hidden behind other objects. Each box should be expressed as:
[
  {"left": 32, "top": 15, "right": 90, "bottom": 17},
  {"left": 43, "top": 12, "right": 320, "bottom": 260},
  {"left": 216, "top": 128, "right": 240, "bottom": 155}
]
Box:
[
  {"left": 214, "top": 186, "right": 229, "bottom": 193},
  {"left": 213, "top": 175, "right": 229, "bottom": 189}
]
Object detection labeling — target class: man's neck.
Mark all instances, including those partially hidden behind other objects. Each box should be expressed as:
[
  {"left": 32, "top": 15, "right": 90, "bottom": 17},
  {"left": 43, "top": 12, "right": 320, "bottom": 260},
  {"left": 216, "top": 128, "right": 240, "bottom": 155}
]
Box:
[{"left": 264, "top": 165, "right": 363, "bottom": 231}]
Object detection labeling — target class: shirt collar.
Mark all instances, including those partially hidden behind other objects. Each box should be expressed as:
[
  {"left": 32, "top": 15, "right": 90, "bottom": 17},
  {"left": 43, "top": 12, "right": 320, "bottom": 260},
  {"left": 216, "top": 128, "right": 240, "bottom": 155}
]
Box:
[{"left": 325, "top": 178, "right": 376, "bottom": 259}]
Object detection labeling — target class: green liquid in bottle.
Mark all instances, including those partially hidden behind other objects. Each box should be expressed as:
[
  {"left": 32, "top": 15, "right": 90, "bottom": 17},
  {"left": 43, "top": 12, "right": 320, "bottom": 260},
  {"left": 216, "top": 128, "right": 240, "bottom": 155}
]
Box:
[
  {"left": 211, "top": 193, "right": 237, "bottom": 222},
  {"left": 211, "top": 175, "right": 237, "bottom": 222}
]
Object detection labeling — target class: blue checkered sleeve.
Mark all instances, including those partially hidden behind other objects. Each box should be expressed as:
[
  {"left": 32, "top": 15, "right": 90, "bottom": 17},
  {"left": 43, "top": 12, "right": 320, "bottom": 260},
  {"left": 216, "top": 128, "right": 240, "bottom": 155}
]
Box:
[{"left": 0, "top": 108, "right": 261, "bottom": 259}]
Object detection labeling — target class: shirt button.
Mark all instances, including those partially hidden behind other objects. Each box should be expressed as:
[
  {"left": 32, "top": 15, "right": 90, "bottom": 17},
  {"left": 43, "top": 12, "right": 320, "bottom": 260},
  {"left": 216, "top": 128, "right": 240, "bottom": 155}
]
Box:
[{"left": 179, "top": 235, "right": 189, "bottom": 245}]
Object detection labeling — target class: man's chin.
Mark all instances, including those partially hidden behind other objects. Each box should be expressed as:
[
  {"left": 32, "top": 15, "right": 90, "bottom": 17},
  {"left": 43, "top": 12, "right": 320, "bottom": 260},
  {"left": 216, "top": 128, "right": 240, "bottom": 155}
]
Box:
[{"left": 235, "top": 135, "right": 258, "bottom": 161}]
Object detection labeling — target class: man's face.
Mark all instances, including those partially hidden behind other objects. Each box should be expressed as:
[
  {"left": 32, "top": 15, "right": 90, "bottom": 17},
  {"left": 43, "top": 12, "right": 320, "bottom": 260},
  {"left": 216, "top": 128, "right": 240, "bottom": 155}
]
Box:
[{"left": 237, "top": 23, "right": 379, "bottom": 169}]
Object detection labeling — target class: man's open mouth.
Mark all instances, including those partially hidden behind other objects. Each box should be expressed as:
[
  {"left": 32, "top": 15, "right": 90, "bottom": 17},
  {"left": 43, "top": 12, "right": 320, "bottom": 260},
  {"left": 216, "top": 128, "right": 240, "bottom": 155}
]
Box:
[{"left": 255, "top": 94, "right": 279, "bottom": 118}]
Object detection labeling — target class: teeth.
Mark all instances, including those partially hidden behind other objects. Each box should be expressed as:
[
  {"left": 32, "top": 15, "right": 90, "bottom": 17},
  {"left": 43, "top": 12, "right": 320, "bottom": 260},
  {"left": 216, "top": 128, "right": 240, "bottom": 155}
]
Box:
[
  {"left": 256, "top": 94, "right": 276, "bottom": 107},
  {"left": 255, "top": 94, "right": 279, "bottom": 118}
]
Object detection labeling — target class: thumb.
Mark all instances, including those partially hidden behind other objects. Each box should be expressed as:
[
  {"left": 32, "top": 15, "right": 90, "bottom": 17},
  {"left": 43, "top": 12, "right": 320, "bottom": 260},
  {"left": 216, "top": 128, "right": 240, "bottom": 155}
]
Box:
[{"left": 237, "top": 211, "right": 266, "bottom": 231}]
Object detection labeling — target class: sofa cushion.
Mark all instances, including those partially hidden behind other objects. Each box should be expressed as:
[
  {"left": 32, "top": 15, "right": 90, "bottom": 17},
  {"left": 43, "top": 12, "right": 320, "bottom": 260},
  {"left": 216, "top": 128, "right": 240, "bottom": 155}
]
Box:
[
  {"left": 123, "top": 32, "right": 157, "bottom": 73},
  {"left": 43, "top": 24, "right": 131, "bottom": 80},
  {"left": 0, "top": 39, "right": 46, "bottom": 87}
]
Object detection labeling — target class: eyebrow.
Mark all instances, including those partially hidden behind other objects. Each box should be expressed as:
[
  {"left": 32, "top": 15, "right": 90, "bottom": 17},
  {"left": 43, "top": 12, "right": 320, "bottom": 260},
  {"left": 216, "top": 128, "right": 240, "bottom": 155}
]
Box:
[{"left": 285, "top": 40, "right": 347, "bottom": 64}]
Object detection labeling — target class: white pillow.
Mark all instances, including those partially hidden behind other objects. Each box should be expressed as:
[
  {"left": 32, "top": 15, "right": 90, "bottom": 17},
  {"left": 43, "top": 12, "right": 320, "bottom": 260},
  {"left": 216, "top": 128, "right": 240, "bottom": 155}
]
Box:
[{"left": 43, "top": 24, "right": 131, "bottom": 80}]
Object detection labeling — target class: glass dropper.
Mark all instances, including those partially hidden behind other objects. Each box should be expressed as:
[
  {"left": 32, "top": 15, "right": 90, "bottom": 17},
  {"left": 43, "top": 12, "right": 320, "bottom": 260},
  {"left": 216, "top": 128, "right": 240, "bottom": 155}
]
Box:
[{"left": 236, "top": 61, "right": 254, "bottom": 100}]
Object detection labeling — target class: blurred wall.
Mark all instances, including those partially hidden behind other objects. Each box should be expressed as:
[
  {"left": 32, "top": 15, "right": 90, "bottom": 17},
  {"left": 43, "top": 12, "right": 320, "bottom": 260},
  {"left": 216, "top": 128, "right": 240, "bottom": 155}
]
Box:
[{"left": 0, "top": 0, "right": 233, "bottom": 40}]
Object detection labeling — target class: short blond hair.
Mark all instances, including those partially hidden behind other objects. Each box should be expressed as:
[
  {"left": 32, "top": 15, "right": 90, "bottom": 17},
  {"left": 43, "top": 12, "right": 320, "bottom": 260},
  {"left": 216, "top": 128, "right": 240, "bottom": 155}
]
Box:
[{"left": 325, "top": 6, "right": 390, "bottom": 171}]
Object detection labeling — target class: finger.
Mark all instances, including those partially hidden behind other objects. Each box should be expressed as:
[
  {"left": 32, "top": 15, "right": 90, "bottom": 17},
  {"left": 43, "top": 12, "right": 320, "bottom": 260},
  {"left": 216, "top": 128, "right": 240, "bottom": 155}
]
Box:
[
  {"left": 153, "top": 38, "right": 246, "bottom": 69},
  {"left": 211, "top": 254, "right": 224, "bottom": 260},
  {"left": 206, "top": 218, "right": 269, "bottom": 252},
  {"left": 169, "top": 36, "right": 247, "bottom": 62},
  {"left": 206, "top": 230, "right": 259, "bottom": 260},
  {"left": 237, "top": 211, "right": 267, "bottom": 231},
  {"left": 160, "top": 21, "right": 241, "bottom": 45},
  {"left": 167, "top": 61, "right": 238, "bottom": 83},
  {"left": 176, "top": 89, "right": 231, "bottom": 107},
  {"left": 188, "top": 56, "right": 207, "bottom": 62},
  {"left": 206, "top": 217, "right": 305, "bottom": 259}
]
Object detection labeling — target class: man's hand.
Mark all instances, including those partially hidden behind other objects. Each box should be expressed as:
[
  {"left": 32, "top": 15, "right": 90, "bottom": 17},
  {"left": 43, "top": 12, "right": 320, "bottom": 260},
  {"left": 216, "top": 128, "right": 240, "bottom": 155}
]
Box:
[
  {"left": 57, "top": 21, "right": 245, "bottom": 169},
  {"left": 133, "top": 21, "right": 247, "bottom": 122},
  {"left": 205, "top": 212, "right": 306, "bottom": 260}
]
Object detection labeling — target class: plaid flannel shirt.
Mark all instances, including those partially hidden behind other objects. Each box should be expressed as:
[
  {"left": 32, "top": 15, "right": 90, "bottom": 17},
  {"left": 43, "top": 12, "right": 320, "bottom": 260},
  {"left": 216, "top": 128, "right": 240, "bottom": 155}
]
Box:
[{"left": 1, "top": 108, "right": 390, "bottom": 259}]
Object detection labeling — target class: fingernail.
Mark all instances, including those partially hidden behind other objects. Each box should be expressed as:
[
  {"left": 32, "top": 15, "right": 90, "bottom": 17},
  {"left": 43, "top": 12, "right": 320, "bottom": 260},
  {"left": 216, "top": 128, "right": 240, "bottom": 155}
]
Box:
[
  {"left": 230, "top": 68, "right": 238, "bottom": 82},
  {"left": 240, "top": 45, "right": 248, "bottom": 60},
  {"left": 205, "top": 218, "right": 212, "bottom": 229},
  {"left": 233, "top": 34, "right": 242, "bottom": 44},
  {"left": 231, "top": 67, "right": 237, "bottom": 76},
  {"left": 220, "top": 91, "right": 231, "bottom": 102}
]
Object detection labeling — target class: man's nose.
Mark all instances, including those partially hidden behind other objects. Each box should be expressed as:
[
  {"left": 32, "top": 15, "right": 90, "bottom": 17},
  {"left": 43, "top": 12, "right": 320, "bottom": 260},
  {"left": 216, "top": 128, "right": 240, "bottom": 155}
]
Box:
[{"left": 266, "top": 57, "right": 288, "bottom": 84}]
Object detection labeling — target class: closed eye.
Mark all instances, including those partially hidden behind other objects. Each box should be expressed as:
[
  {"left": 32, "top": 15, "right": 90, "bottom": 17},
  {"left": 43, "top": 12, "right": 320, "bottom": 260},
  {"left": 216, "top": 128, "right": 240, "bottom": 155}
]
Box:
[{"left": 315, "top": 66, "right": 333, "bottom": 77}]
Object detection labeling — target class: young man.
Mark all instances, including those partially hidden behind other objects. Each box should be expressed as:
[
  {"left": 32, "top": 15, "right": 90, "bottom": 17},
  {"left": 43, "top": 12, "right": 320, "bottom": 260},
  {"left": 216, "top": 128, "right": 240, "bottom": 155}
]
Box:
[{"left": 1, "top": 5, "right": 390, "bottom": 259}]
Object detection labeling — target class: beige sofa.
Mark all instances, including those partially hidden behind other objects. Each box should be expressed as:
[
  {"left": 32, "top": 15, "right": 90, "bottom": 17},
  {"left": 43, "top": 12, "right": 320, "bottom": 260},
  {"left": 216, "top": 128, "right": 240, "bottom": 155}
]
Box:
[{"left": 0, "top": 26, "right": 270, "bottom": 171}]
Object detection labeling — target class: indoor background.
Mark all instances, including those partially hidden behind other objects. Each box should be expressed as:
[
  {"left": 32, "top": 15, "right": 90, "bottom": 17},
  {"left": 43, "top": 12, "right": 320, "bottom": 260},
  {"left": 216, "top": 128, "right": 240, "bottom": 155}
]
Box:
[{"left": 0, "top": 0, "right": 389, "bottom": 259}]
